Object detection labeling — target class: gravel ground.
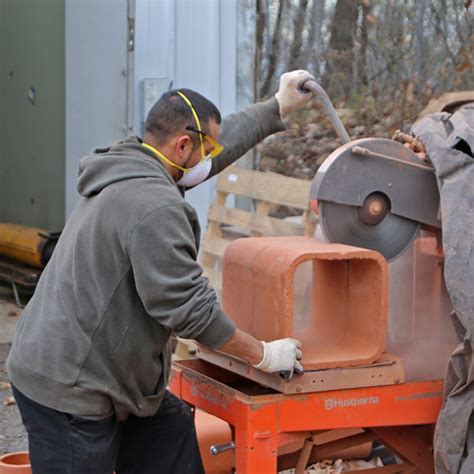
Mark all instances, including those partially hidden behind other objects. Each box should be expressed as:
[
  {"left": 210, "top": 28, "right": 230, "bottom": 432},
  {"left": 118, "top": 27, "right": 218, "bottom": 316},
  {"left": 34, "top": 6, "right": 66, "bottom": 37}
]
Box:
[{"left": 0, "top": 293, "right": 27, "bottom": 455}]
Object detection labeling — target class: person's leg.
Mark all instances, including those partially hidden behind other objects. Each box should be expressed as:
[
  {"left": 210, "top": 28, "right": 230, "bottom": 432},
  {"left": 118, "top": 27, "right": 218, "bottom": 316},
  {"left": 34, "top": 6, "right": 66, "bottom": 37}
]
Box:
[
  {"left": 116, "top": 390, "right": 204, "bottom": 474},
  {"left": 12, "top": 385, "right": 120, "bottom": 474}
]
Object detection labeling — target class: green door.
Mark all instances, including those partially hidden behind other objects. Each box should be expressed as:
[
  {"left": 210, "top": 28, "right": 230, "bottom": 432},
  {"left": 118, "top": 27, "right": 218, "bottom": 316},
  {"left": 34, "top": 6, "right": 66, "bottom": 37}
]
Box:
[{"left": 0, "top": 0, "right": 65, "bottom": 230}]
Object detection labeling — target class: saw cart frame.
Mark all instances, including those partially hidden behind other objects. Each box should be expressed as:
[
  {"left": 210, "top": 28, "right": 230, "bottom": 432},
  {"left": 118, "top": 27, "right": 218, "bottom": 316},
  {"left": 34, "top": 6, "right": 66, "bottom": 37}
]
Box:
[{"left": 170, "top": 359, "right": 441, "bottom": 473}]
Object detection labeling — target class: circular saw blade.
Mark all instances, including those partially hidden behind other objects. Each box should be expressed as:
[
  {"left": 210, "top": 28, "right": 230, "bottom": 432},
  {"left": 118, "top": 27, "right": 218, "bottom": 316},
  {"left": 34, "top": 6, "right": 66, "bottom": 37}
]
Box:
[{"left": 319, "top": 200, "right": 420, "bottom": 261}]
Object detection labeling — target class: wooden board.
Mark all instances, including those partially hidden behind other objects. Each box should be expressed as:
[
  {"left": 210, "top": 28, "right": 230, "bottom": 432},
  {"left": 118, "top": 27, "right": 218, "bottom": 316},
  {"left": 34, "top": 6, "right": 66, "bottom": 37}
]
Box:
[
  {"left": 197, "top": 346, "right": 405, "bottom": 395},
  {"left": 418, "top": 90, "right": 474, "bottom": 118},
  {"left": 199, "top": 165, "right": 316, "bottom": 297}
]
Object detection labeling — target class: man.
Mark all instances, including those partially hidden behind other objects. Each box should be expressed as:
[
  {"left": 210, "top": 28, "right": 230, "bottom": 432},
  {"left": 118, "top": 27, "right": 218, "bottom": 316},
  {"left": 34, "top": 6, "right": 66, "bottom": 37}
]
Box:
[{"left": 7, "top": 70, "right": 314, "bottom": 473}]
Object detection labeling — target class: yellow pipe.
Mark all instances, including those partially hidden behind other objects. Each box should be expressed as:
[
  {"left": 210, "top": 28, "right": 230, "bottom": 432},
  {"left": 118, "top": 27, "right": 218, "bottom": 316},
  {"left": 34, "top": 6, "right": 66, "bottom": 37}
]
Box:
[{"left": 0, "top": 224, "right": 49, "bottom": 268}]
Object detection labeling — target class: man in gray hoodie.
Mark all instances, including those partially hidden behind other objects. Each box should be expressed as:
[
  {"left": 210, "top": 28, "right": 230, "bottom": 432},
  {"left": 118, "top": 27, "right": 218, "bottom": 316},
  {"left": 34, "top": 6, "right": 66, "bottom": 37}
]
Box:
[{"left": 7, "top": 70, "right": 313, "bottom": 473}]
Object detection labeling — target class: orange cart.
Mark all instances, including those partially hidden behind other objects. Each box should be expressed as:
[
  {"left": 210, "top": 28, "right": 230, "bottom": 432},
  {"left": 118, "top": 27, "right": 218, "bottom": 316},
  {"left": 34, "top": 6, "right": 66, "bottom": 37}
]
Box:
[{"left": 170, "top": 359, "right": 442, "bottom": 473}]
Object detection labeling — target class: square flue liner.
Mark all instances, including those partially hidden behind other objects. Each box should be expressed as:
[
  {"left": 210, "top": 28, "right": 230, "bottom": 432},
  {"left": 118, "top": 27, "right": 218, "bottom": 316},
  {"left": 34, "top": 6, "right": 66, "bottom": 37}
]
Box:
[{"left": 222, "top": 237, "right": 388, "bottom": 370}]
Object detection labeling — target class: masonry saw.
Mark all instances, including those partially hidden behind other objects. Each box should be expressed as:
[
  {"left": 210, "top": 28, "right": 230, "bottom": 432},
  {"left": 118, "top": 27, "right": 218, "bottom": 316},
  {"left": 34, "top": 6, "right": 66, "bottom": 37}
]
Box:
[{"left": 301, "top": 80, "right": 441, "bottom": 261}]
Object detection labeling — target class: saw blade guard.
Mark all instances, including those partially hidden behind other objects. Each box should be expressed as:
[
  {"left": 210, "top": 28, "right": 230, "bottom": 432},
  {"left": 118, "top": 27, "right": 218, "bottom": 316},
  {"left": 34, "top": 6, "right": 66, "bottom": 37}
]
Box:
[{"left": 310, "top": 137, "right": 441, "bottom": 261}]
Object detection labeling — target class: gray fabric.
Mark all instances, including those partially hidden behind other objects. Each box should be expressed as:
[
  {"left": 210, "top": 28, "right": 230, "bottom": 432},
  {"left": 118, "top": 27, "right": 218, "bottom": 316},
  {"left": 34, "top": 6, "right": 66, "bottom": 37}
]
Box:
[
  {"left": 7, "top": 97, "right": 286, "bottom": 421},
  {"left": 7, "top": 136, "right": 236, "bottom": 421},
  {"left": 412, "top": 105, "right": 474, "bottom": 474},
  {"left": 208, "top": 96, "right": 285, "bottom": 179}
]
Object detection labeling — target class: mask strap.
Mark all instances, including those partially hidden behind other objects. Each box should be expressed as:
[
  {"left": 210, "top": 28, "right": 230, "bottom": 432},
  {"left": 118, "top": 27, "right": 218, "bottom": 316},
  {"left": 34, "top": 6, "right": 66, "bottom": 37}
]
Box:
[
  {"left": 142, "top": 142, "right": 189, "bottom": 174},
  {"left": 176, "top": 91, "right": 205, "bottom": 159}
]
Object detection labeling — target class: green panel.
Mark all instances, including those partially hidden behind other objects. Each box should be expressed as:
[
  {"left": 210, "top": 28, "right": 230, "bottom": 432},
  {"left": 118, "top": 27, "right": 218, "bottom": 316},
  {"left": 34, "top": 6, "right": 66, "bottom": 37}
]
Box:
[{"left": 0, "top": 0, "right": 65, "bottom": 230}]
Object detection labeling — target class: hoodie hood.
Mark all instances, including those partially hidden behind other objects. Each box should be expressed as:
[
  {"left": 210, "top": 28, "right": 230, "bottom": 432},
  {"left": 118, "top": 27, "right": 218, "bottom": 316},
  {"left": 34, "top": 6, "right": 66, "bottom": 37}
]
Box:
[{"left": 77, "top": 136, "right": 176, "bottom": 197}]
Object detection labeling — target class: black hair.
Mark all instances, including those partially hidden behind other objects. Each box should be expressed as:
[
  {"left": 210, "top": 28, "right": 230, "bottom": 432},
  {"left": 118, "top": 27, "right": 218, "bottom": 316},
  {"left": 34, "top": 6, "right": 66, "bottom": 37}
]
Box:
[{"left": 145, "top": 88, "right": 221, "bottom": 145}]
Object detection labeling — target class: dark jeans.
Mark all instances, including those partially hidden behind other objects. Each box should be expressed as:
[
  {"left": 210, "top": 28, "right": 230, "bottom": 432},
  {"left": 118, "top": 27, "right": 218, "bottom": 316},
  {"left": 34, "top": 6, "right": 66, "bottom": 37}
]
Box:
[{"left": 12, "top": 385, "right": 205, "bottom": 474}]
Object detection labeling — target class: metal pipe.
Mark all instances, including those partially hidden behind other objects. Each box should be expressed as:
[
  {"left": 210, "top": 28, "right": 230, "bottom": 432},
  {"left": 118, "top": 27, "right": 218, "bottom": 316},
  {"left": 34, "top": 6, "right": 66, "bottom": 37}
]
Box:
[
  {"left": 0, "top": 224, "right": 60, "bottom": 268},
  {"left": 299, "top": 79, "right": 351, "bottom": 144},
  {"left": 351, "top": 145, "right": 435, "bottom": 171},
  {"left": 210, "top": 441, "right": 235, "bottom": 456},
  {"left": 11, "top": 281, "right": 26, "bottom": 308}
]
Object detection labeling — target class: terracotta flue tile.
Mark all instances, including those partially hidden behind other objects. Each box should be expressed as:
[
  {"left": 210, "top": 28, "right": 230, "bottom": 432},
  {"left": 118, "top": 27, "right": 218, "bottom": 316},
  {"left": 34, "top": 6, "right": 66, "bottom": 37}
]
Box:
[{"left": 222, "top": 237, "right": 388, "bottom": 370}]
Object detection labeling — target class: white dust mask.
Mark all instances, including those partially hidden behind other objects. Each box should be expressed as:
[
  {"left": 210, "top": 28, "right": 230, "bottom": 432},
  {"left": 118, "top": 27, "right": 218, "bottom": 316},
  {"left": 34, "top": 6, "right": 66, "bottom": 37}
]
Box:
[{"left": 177, "top": 155, "right": 212, "bottom": 188}]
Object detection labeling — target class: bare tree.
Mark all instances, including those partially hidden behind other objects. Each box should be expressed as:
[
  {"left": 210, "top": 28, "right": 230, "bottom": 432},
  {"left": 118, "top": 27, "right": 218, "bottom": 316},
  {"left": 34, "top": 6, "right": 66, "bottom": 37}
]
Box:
[
  {"left": 254, "top": 0, "right": 267, "bottom": 101},
  {"left": 287, "top": 0, "right": 310, "bottom": 71},
  {"left": 303, "top": 0, "right": 327, "bottom": 77},
  {"left": 355, "top": 0, "right": 371, "bottom": 88},
  {"left": 415, "top": 0, "right": 427, "bottom": 93},
  {"left": 323, "top": 0, "right": 359, "bottom": 98},
  {"left": 260, "top": 0, "right": 287, "bottom": 98},
  {"left": 247, "top": 0, "right": 472, "bottom": 107}
]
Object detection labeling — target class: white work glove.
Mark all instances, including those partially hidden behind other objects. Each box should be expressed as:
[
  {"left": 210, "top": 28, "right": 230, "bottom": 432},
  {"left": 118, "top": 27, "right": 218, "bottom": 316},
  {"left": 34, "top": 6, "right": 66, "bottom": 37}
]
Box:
[
  {"left": 275, "top": 69, "right": 315, "bottom": 116},
  {"left": 253, "top": 338, "right": 304, "bottom": 378}
]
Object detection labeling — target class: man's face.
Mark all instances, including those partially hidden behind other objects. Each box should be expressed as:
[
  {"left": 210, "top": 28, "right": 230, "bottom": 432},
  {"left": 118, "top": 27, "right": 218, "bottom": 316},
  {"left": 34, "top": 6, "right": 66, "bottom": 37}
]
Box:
[{"left": 184, "top": 119, "right": 221, "bottom": 169}]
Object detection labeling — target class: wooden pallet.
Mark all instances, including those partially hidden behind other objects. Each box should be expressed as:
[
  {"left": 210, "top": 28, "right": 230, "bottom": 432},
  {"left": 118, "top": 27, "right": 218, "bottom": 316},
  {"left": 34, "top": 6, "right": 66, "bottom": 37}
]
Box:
[
  {"left": 199, "top": 165, "right": 316, "bottom": 295},
  {"left": 418, "top": 90, "right": 474, "bottom": 118}
]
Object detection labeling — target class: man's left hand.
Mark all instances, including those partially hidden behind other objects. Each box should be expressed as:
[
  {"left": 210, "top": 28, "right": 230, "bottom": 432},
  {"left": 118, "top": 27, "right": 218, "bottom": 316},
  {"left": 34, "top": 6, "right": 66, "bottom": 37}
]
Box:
[{"left": 275, "top": 69, "right": 315, "bottom": 116}]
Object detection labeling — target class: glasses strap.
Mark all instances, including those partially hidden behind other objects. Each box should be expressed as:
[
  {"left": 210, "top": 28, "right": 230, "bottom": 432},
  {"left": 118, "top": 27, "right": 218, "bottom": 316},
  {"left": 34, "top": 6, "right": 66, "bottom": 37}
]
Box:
[{"left": 176, "top": 91, "right": 205, "bottom": 158}]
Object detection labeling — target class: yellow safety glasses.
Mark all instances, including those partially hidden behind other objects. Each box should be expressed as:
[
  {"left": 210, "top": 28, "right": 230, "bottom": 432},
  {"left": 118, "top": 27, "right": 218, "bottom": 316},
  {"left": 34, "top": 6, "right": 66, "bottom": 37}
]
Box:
[
  {"left": 176, "top": 91, "right": 224, "bottom": 160},
  {"left": 185, "top": 126, "right": 224, "bottom": 158}
]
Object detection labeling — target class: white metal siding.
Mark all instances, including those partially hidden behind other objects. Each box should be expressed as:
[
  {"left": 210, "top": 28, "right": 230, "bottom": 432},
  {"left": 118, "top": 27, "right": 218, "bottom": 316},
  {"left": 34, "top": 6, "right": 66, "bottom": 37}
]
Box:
[
  {"left": 134, "top": 0, "right": 237, "bottom": 230},
  {"left": 65, "top": 0, "right": 129, "bottom": 218},
  {"left": 64, "top": 0, "right": 238, "bottom": 229}
]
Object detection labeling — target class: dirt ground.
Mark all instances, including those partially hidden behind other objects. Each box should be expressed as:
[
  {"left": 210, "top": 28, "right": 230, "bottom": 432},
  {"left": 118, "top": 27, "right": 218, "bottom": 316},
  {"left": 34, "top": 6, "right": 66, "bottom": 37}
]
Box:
[{"left": 0, "top": 291, "right": 27, "bottom": 455}]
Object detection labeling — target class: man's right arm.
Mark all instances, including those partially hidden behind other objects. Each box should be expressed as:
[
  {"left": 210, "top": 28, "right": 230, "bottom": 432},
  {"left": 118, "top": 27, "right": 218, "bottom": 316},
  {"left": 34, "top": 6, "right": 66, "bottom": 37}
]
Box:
[
  {"left": 216, "top": 328, "right": 304, "bottom": 377},
  {"left": 215, "top": 328, "right": 264, "bottom": 366},
  {"left": 128, "top": 204, "right": 303, "bottom": 377}
]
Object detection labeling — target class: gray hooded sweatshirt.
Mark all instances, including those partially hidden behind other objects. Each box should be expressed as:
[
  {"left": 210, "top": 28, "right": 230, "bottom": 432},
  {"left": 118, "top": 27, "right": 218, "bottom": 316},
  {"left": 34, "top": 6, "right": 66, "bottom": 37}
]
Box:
[{"left": 7, "top": 97, "right": 285, "bottom": 420}]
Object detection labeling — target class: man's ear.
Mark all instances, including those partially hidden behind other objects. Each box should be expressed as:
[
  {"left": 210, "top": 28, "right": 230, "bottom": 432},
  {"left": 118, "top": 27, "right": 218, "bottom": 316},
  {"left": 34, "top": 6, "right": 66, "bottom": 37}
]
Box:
[{"left": 176, "top": 134, "right": 193, "bottom": 154}]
